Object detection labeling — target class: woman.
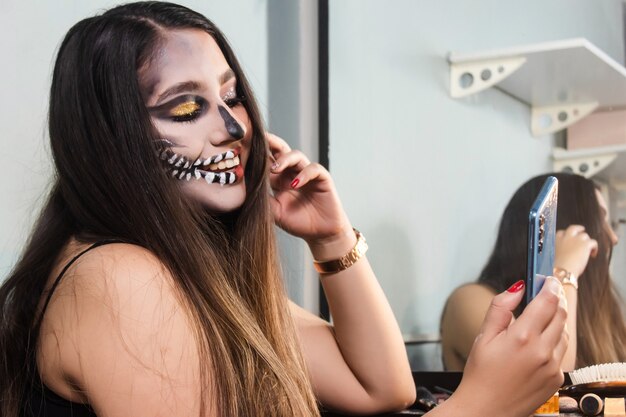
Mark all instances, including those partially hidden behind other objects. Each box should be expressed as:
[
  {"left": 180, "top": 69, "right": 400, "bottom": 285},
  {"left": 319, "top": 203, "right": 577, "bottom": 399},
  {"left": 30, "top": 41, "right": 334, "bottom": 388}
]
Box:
[
  {"left": 441, "top": 172, "right": 626, "bottom": 371},
  {"left": 1, "top": 3, "right": 567, "bottom": 417}
]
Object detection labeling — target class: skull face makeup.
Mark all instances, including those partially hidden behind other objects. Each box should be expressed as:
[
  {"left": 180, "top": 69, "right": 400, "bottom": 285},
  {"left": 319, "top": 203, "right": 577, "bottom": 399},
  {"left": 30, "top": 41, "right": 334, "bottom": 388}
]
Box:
[
  {"left": 158, "top": 146, "right": 241, "bottom": 185},
  {"left": 140, "top": 29, "right": 252, "bottom": 213}
]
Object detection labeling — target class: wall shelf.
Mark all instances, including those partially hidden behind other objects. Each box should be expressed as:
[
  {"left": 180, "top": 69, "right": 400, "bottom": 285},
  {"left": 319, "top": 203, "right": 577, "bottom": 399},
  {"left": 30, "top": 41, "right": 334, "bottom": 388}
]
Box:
[
  {"left": 552, "top": 144, "right": 626, "bottom": 177},
  {"left": 552, "top": 144, "right": 626, "bottom": 208},
  {"left": 448, "top": 38, "right": 626, "bottom": 136}
]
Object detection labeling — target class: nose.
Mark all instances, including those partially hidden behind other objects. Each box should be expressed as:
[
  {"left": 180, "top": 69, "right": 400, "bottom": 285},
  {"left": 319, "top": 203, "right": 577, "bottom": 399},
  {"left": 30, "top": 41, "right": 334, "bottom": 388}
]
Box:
[{"left": 207, "top": 104, "right": 246, "bottom": 146}]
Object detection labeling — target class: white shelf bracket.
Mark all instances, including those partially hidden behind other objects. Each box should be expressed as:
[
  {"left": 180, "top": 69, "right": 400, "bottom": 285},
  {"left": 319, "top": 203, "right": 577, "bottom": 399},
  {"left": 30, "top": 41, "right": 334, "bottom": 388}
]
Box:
[
  {"left": 552, "top": 152, "right": 617, "bottom": 178},
  {"left": 450, "top": 56, "right": 526, "bottom": 98},
  {"left": 531, "top": 102, "right": 598, "bottom": 136}
]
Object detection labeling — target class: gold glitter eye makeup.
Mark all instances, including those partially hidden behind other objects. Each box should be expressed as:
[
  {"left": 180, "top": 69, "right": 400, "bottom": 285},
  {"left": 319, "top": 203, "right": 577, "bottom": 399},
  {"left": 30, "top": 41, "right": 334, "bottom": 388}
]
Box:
[
  {"left": 171, "top": 101, "right": 200, "bottom": 117},
  {"left": 169, "top": 98, "right": 205, "bottom": 122},
  {"left": 148, "top": 95, "right": 208, "bottom": 123}
]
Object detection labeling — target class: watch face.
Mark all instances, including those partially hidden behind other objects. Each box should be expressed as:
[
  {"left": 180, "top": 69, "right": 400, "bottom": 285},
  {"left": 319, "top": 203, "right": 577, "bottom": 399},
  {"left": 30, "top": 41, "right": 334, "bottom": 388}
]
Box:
[
  {"left": 555, "top": 269, "right": 578, "bottom": 290},
  {"left": 356, "top": 239, "right": 368, "bottom": 254},
  {"left": 553, "top": 267, "right": 570, "bottom": 280}
]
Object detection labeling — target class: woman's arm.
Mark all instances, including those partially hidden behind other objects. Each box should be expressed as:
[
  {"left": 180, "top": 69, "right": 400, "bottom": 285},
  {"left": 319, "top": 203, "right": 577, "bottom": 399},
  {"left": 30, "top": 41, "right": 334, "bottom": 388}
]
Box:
[
  {"left": 290, "top": 247, "right": 415, "bottom": 414},
  {"left": 268, "top": 133, "right": 415, "bottom": 414}
]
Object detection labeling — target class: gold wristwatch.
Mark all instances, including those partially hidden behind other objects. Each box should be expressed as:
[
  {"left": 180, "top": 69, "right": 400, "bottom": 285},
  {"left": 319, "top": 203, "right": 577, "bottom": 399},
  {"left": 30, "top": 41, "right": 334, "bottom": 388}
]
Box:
[
  {"left": 553, "top": 267, "right": 578, "bottom": 290},
  {"left": 313, "top": 229, "right": 368, "bottom": 275}
]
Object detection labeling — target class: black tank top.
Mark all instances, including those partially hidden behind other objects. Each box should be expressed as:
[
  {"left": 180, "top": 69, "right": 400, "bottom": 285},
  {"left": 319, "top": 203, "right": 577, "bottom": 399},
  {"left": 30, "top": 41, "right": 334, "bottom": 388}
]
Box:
[{"left": 22, "top": 240, "right": 123, "bottom": 417}]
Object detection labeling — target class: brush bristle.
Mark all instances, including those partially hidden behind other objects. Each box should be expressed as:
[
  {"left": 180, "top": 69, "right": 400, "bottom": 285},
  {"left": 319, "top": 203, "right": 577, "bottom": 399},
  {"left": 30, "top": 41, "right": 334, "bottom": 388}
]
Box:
[{"left": 569, "top": 362, "right": 626, "bottom": 385}]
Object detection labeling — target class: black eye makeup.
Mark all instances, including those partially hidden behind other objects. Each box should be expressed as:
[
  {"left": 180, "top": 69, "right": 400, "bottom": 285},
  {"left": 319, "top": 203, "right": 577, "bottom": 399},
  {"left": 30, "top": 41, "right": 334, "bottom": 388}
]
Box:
[
  {"left": 149, "top": 95, "right": 209, "bottom": 123},
  {"left": 222, "top": 87, "right": 246, "bottom": 109}
]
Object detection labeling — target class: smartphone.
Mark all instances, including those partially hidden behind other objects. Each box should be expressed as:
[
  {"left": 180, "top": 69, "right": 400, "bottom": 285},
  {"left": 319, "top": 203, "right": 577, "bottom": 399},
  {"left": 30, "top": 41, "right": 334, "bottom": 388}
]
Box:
[{"left": 524, "top": 176, "right": 558, "bottom": 308}]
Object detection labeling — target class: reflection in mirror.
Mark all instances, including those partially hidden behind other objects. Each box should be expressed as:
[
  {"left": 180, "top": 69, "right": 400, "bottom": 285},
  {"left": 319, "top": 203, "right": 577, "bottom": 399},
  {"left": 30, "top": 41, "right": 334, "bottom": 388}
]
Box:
[
  {"left": 441, "top": 173, "right": 626, "bottom": 372},
  {"left": 328, "top": 0, "right": 626, "bottom": 371}
]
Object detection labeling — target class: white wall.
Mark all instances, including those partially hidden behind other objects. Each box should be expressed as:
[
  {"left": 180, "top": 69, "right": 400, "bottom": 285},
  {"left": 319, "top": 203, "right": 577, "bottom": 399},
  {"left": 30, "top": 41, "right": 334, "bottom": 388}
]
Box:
[
  {"left": 328, "top": 0, "right": 625, "bottom": 338},
  {"left": 4, "top": 0, "right": 625, "bottom": 331},
  {"left": 0, "top": 1, "right": 269, "bottom": 277}
]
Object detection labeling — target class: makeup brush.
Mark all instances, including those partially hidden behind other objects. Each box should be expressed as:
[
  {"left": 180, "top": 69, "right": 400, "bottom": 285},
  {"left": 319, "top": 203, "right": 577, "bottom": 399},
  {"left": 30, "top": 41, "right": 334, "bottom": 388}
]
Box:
[{"left": 560, "top": 363, "right": 626, "bottom": 399}]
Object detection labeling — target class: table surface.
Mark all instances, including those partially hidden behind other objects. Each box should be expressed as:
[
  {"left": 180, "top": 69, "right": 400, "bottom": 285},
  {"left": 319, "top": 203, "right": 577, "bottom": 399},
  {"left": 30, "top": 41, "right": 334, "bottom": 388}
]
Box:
[
  {"left": 320, "top": 372, "right": 619, "bottom": 416},
  {"left": 323, "top": 410, "right": 587, "bottom": 416}
]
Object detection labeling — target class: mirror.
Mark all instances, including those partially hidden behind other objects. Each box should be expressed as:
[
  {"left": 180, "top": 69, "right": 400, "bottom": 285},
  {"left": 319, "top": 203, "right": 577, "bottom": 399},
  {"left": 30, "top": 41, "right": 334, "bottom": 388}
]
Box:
[{"left": 326, "top": 0, "right": 626, "bottom": 369}]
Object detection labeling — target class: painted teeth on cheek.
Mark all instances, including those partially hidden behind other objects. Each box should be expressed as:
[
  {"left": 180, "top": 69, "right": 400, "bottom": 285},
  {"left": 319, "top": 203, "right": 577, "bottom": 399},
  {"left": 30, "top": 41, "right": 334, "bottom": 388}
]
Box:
[
  {"left": 159, "top": 148, "right": 241, "bottom": 183},
  {"left": 204, "top": 172, "right": 216, "bottom": 184},
  {"left": 203, "top": 171, "right": 229, "bottom": 186}
]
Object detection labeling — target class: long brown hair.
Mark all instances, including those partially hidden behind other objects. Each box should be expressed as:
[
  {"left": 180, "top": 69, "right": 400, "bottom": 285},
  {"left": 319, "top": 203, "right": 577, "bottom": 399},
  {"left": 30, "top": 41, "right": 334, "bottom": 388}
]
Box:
[
  {"left": 0, "top": 2, "right": 318, "bottom": 416},
  {"left": 478, "top": 172, "right": 626, "bottom": 367}
]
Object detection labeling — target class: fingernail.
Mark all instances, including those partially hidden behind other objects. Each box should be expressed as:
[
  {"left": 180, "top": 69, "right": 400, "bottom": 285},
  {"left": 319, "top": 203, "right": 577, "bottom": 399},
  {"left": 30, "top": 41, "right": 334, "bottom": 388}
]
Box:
[
  {"left": 545, "top": 277, "right": 561, "bottom": 295},
  {"left": 290, "top": 178, "right": 300, "bottom": 189},
  {"left": 507, "top": 280, "right": 525, "bottom": 293}
]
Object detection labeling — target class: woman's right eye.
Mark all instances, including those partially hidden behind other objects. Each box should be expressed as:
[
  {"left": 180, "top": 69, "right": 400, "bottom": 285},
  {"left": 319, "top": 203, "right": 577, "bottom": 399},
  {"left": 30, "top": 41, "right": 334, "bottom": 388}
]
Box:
[{"left": 170, "top": 101, "right": 203, "bottom": 122}]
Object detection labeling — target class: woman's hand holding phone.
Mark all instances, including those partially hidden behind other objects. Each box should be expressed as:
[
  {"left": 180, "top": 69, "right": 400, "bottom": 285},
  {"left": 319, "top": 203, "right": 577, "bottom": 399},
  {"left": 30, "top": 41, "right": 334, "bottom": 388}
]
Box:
[{"left": 435, "top": 277, "right": 567, "bottom": 417}]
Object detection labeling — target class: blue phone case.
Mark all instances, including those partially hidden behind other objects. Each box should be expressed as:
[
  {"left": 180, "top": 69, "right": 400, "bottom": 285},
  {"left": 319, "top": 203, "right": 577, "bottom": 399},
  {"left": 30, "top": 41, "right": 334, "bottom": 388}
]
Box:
[{"left": 525, "top": 176, "right": 558, "bottom": 307}]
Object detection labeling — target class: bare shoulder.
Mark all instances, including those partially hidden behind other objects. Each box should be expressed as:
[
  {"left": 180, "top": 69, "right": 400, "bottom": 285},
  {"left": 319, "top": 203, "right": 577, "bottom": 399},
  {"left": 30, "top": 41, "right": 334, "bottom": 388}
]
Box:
[
  {"left": 65, "top": 242, "right": 171, "bottom": 291},
  {"left": 441, "top": 283, "right": 497, "bottom": 345},
  {"left": 43, "top": 241, "right": 177, "bottom": 326},
  {"left": 446, "top": 283, "right": 496, "bottom": 309},
  {"left": 39, "top": 242, "right": 203, "bottom": 414},
  {"left": 52, "top": 241, "right": 189, "bottom": 345},
  {"left": 441, "top": 283, "right": 497, "bottom": 370}
]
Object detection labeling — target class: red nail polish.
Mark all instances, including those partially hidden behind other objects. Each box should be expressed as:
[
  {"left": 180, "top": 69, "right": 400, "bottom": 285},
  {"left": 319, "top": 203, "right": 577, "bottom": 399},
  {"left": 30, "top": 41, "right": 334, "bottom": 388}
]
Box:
[
  {"left": 290, "top": 178, "right": 300, "bottom": 189},
  {"left": 507, "top": 280, "right": 525, "bottom": 293}
]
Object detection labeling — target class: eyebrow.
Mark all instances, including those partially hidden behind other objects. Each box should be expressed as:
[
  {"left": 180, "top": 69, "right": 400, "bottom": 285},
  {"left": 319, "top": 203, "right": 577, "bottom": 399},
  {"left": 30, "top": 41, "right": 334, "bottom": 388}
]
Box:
[
  {"left": 154, "top": 81, "right": 203, "bottom": 106},
  {"left": 152, "top": 69, "right": 236, "bottom": 106},
  {"left": 219, "top": 69, "right": 236, "bottom": 85}
]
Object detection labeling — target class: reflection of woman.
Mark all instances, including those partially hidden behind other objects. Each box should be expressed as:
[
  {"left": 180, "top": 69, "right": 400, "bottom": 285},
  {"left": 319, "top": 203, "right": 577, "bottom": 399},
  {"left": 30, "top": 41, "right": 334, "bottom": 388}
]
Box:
[
  {"left": 1, "top": 3, "right": 567, "bottom": 417},
  {"left": 441, "top": 172, "right": 626, "bottom": 372}
]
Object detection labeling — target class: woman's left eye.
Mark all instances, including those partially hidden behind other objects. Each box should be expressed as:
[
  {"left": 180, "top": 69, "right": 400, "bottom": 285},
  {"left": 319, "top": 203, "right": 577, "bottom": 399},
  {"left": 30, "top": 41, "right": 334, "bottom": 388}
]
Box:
[
  {"left": 222, "top": 88, "right": 246, "bottom": 108},
  {"left": 224, "top": 95, "right": 246, "bottom": 108}
]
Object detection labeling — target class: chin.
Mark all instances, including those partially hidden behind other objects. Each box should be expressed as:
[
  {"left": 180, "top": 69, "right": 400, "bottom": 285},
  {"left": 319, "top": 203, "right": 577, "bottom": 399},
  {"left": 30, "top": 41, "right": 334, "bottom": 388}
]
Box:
[{"left": 184, "top": 180, "right": 247, "bottom": 213}]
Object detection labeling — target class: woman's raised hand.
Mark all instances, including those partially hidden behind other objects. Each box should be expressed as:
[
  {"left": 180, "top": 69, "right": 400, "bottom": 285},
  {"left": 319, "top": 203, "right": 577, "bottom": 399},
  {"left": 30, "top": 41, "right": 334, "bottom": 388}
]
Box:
[
  {"left": 554, "top": 225, "right": 598, "bottom": 279},
  {"left": 437, "top": 278, "right": 568, "bottom": 417},
  {"left": 267, "top": 133, "right": 353, "bottom": 249}
]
